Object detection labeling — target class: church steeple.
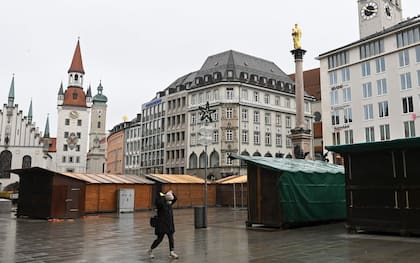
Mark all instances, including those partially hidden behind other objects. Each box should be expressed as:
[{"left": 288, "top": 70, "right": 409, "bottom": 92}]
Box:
[
  {"left": 28, "top": 99, "right": 33, "bottom": 123},
  {"left": 44, "top": 114, "right": 50, "bottom": 138},
  {"left": 67, "top": 39, "right": 85, "bottom": 88},
  {"left": 8, "top": 74, "right": 15, "bottom": 107}
]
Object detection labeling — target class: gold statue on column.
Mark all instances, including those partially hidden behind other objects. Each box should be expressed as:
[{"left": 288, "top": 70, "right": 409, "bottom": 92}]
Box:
[{"left": 292, "top": 23, "right": 302, "bottom": 49}]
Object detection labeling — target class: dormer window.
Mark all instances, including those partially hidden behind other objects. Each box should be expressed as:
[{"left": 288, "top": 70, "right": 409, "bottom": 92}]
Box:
[
  {"left": 227, "top": 70, "right": 234, "bottom": 78},
  {"left": 213, "top": 72, "right": 222, "bottom": 80},
  {"left": 240, "top": 72, "right": 248, "bottom": 80}
]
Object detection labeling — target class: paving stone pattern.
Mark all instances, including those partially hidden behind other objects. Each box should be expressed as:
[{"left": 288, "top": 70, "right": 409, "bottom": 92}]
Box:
[{"left": 1, "top": 208, "right": 420, "bottom": 262}]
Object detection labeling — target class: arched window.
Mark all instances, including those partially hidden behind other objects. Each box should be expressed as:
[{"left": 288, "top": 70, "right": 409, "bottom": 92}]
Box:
[
  {"left": 209, "top": 150, "right": 219, "bottom": 168},
  {"left": 264, "top": 152, "right": 272, "bottom": 157},
  {"left": 189, "top": 152, "right": 198, "bottom": 169},
  {"left": 240, "top": 150, "right": 250, "bottom": 156},
  {"left": 199, "top": 151, "right": 207, "bottom": 168},
  {"left": 0, "top": 150, "right": 12, "bottom": 179},
  {"left": 252, "top": 151, "right": 261, "bottom": 156},
  {"left": 75, "top": 74, "right": 79, "bottom": 81},
  {"left": 22, "top": 155, "right": 32, "bottom": 168}
]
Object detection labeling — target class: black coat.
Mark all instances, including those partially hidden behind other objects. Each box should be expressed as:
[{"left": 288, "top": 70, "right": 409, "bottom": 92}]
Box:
[{"left": 154, "top": 194, "right": 177, "bottom": 235}]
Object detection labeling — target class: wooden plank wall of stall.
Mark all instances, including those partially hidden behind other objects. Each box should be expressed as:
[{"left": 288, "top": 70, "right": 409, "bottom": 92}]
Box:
[{"left": 161, "top": 184, "right": 216, "bottom": 208}]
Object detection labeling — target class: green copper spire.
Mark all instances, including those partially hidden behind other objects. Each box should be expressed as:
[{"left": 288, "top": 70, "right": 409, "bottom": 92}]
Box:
[
  {"left": 44, "top": 114, "right": 50, "bottom": 138},
  {"left": 8, "top": 74, "right": 15, "bottom": 107},
  {"left": 28, "top": 98, "right": 33, "bottom": 123}
]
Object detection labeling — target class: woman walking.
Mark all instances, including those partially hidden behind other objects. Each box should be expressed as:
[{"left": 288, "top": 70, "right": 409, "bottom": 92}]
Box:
[{"left": 148, "top": 190, "right": 179, "bottom": 259}]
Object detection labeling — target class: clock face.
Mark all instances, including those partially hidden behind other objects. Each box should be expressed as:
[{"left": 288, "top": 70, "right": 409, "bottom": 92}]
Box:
[
  {"left": 384, "top": 3, "right": 392, "bottom": 19},
  {"left": 361, "top": 1, "right": 378, "bottom": 20},
  {"left": 69, "top": 110, "right": 79, "bottom": 119}
]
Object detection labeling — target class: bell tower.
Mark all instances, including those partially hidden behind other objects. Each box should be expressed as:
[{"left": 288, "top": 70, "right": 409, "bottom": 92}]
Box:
[{"left": 358, "top": 0, "right": 403, "bottom": 38}]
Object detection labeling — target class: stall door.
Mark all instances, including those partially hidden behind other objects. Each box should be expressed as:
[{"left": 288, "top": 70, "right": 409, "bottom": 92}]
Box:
[{"left": 65, "top": 187, "right": 81, "bottom": 218}]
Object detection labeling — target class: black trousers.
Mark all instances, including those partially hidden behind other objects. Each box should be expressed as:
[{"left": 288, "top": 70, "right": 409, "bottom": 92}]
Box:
[{"left": 151, "top": 232, "right": 174, "bottom": 251}]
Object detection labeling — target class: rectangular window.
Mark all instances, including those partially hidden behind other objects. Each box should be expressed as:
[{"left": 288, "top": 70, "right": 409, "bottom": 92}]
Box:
[
  {"left": 226, "top": 129, "right": 233, "bottom": 141},
  {"left": 62, "top": 156, "right": 66, "bottom": 163},
  {"left": 399, "top": 50, "right": 410, "bottom": 67},
  {"left": 330, "top": 90, "right": 339, "bottom": 105},
  {"left": 213, "top": 89, "right": 219, "bottom": 100},
  {"left": 285, "top": 98, "right": 291, "bottom": 108},
  {"left": 286, "top": 137, "right": 292, "bottom": 148},
  {"left": 380, "top": 124, "right": 390, "bottom": 141},
  {"left": 254, "top": 92, "right": 259, "bottom": 102},
  {"left": 331, "top": 110, "right": 340, "bottom": 125},
  {"left": 344, "top": 130, "right": 354, "bottom": 144},
  {"left": 400, "top": 72, "right": 412, "bottom": 90},
  {"left": 417, "top": 70, "right": 420, "bottom": 87},
  {"left": 63, "top": 144, "right": 68, "bottom": 151},
  {"left": 241, "top": 108, "right": 248, "bottom": 122},
  {"left": 226, "top": 108, "right": 233, "bottom": 119},
  {"left": 213, "top": 130, "right": 219, "bottom": 143},
  {"left": 242, "top": 130, "right": 248, "bottom": 143},
  {"left": 64, "top": 132, "right": 69, "bottom": 138},
  {"left": 360, "top": 39, "right": 384, "bottom": 59},
  {"left": 286, "top": 115, "right": 291, "bottom": 128},
  {"left": 341, "top": 67, "right": 350, "bottom": 82},
  {"left": 253, "top": 111, "right": 260, "bottom": 123},
  {"left": 365, "top": 127, "right": 375, "bottom": 142},
  {"left": 226, "top": 153, "right": 233, "bottom": 165},
  {"left": 265, "top": 113, "right": 271, "bottom": 125},
  {"left": 275, "top": 96, "right": 280, "bottom": 106},
  {"left": 332, "top": 132, "right": 340, "bottom": 145},
  {"left": 344, "top": 108, "right": 352, "bottom": 123},
  {"left": 361, "top": 61, "right": 371, "bottom": 77},
  {"left": 276, "top": 134, "right": 282, "bottom": 147},
  {"left": 265, "top": 133, "right": 271, "bottom": 146},
  {"left": 191, "top": 113, "right": 196, "bottom": 124},
  {"left": 362, "top": 82, "right": 372, "bottom": 98},
  {"left": 375, "top": 56, "right": 386, "bottom": 73},
  {"left": 275, "top": 114, "right": 282, "bottom": 126},
  {"left": 378, "top": 101, "right": 389, "bottom": 118},
  {"left": 226, "top": 88, "right": 233, "bottom": 100},
  {"left": 343, "top": 87, "right": 351, "bottom": 103},
  {"left": 404, "top": 121, "right": 416, "bottom": 138},
  {"left": 328, "top": 51, "right": 349, "bottom": 69},
  {"left": 65, "top": 119, "right": 70, "bottom": 125},
  {"left": 264, "top": 94, "right": 270, "bottom": 104},
  {"left": 329, "top": 71, "right": 338, "bottom": 85},
  {"left": 363, "top": 104, "right": 374, "bottom": 120},
  {"left": 253, "top": 131, "right": 260, "bottom": 145},
  {"left": 77, "top": 120, "right": 82, "bottom": 126},
  {"left": 402, "top": 96, "right": 414, "bottom": 113},
  {"left": 191, "top": 94, "right": 197, "bottom": 105},
  {"left": 377, "top": 79, "right": 387, "bottom": 95}
]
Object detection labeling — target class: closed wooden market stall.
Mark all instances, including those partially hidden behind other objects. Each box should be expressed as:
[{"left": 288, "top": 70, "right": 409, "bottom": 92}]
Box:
[
  {"left": 145, "top": 174, "right": 216, "bottom": 208},
  {"left": 216, "top": 175, "right": 247, "bottom": 208},
  {"left": 12, "top": 167, "right": 154, "bottom": 219},
  {"left": 230, "top": 154, "right": 346, "bottom": 228},
  {"left": 327, "top": 137, "right": 420, "bottom": 235}
]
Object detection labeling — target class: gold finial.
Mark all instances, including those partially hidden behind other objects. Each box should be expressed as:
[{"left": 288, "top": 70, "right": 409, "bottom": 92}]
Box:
[
  {"left": 122, "top": 115, "right": 128, "bottom": 121},
  {"left": 292, "top": 23, "right": 302, "bottom": 49}
]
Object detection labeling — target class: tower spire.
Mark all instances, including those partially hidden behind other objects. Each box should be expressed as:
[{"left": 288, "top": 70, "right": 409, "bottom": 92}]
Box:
[
  {"left": 44, "top": 114, "right": 50, "bottom": 138},
  {"left": 68, "top": 39, "right": 85, "bottom": 74},
  {"left": 8, "top": 74, "right": 15, "bottom": 107},
  {"left": 28, "top": 98, "right": 33, "bottom": 123}
]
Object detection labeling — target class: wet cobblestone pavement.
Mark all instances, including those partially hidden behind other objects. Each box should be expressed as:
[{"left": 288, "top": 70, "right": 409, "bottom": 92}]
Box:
[{"left": 1, "top": 207, "right": 420, "bottom": 262}]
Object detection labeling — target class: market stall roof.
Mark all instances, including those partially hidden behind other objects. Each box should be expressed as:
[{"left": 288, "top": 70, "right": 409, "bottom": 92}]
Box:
[
  {"left": 11, "top": 167, "right": 154, "bottom": 184},
  {"left": 145, "top": 174, "right": 205, "bottom": 184},
  {"left": 326, "top": 137, "right": 420, "bottom": 154},
  {"left": 216, "top": 175, "right": 247, "bottom": 184},
  {"left": 230, "top": 154, "right": 344, "bottom": 174}
]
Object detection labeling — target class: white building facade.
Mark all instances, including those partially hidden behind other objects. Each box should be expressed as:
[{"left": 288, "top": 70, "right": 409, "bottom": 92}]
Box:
[{"left": 319, "top": 0, "right": 420, "bottom": 163}]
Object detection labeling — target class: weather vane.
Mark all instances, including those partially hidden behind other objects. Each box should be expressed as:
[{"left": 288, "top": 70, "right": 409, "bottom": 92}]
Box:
[{"left": 198, "top": 101, "right": 215, "bottom": 122}]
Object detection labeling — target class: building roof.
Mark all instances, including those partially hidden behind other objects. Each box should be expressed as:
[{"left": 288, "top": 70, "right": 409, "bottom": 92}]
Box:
[
  {"left": 93, "top": 82, "right": 108, "bottom": 104},
  {"left": 68, "top": 39, "right": 85, "bottom": 74},
  {"left": 230, "top": 154, "right": 344, "bottom": 174},
  {"left": 62, "top": 87, "right": 87, "bottom": 106},
  {"left": 215, "top": 175, "right": 247, "bottom": 184},
  {"left": 146, "top": 174, "right": 205, "bottom": 184},
  {"left": 326, "top": 137, "right": 420, "bottom": 154},
  {"left": 318, "top": 15, "right": 420, "bottom": 58},
  {"left": 11, "top": 167, "right": 154, "bottom": 184}
]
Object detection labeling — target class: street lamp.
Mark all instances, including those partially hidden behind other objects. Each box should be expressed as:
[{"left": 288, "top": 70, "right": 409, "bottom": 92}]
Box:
[{"left": 198, "top": 101, "right": 215, "bottom": 228}]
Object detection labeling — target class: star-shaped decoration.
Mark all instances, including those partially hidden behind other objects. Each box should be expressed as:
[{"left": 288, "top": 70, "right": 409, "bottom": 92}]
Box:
[{"left": 199, "top": 101, "right": 216, "bottom": 122}]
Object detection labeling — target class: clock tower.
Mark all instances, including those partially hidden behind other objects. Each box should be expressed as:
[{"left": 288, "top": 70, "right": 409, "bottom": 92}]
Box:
[
  {"left": 358, "top": 0, "right": 403, "bottom": 38},
  {"left": 86, "top": 82, "right": 108, "bottom": 173},
  {"left": 56, "top": 39, "right": 92, "bottom": 173}
]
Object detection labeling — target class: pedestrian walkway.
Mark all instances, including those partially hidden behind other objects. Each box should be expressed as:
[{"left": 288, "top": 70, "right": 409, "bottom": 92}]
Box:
[{"left": 1, "top": 207, "right": 420, "bottom": 262}]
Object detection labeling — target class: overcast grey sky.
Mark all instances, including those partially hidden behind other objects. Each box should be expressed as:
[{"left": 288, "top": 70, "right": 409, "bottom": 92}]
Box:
[{"left": 1, "top": 1, "right": 420, "bottom": 137}]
